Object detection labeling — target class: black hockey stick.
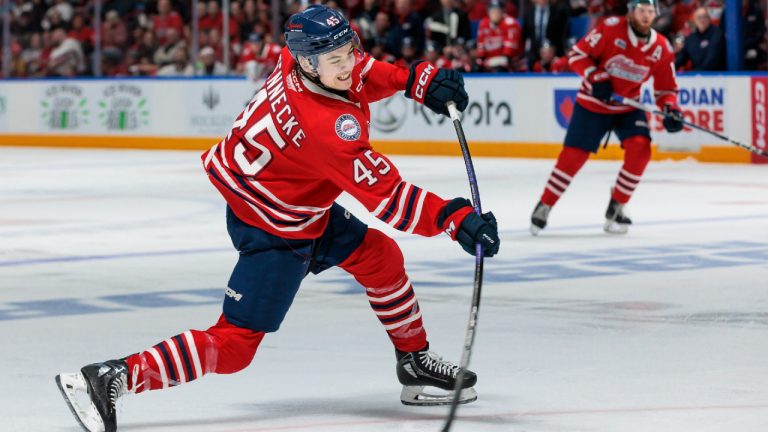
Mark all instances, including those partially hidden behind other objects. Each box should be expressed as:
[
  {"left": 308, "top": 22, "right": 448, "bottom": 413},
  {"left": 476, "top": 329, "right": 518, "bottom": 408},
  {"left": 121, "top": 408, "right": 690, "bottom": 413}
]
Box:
[
  {"left": 441, "top": 102, "right": 484, "bottom": 432},
  {"left": 614, "top": 95, "right": 768, "bottom": 157}
]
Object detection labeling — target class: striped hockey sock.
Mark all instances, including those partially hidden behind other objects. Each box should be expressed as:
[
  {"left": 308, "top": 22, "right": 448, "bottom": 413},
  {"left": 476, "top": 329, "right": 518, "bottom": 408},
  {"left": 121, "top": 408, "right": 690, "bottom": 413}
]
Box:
[
  {"left": 541, "top": 146, "right": 590, "bottom": 206},
  {"left": 340, "top": 228, "right": 427, "bottom": 353},
  {"left": 612, "top": 136, "right": 652, "bottom": 204},
  {"left": 125, "top": 315, "right": 264, "bottom": 393}
]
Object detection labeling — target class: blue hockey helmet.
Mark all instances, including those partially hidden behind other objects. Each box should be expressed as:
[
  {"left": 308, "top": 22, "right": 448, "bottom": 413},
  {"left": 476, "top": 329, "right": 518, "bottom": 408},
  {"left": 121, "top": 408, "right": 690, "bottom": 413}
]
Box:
[{"left": 284, "top": 5, "right": 359, "bottom": 71}]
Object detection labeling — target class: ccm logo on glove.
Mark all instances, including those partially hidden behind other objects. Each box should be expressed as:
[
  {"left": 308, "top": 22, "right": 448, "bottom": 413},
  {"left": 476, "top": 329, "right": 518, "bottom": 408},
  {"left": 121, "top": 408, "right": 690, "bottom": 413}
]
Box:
[{"left": 414, "top": 64, "right": 435, "bottom": 100}]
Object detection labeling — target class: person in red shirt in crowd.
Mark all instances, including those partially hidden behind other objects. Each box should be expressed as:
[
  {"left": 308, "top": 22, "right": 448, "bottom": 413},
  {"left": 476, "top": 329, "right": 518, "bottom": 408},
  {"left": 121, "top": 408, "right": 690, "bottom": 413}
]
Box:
[
  {"left": 199, "top": 0, "right": 239, "bottom": 40},
  {"left": 476, "top": 0, "right": 523, "bottom": 71},
  {"left": 152, "top": 0, "right": 184, "bottom": 46},
  {"left": 68, "top": 13, "right": 93, "bottom": 51},
  {"left": 466, "top": 0, "right": 518, "bottom": 21},
  {"left": 237, "top": 32, "right": 282, "bottom": 82}
]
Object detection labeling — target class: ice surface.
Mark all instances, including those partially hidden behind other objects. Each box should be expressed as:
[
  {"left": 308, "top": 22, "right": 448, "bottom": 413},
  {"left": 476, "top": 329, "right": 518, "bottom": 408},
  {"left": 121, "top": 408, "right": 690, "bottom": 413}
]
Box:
[{"left": 1, "top": 147, "right": 767, "bottom": 431}]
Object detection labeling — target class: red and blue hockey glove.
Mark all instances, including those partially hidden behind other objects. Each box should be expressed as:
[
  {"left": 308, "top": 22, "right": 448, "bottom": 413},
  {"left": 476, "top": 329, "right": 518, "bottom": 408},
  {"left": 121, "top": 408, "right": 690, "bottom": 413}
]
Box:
[
  {"left": 662, "top": 104, "right": 684, "bottom": 133},
  {"left": 405, "top": 61, "right": 469, "bottom": 117},
  {"left": 437, "top": 198, "right": 500, "bottom": 257},
  {"left": 587, "top": 70, "right": 612, "bottom": 102}
]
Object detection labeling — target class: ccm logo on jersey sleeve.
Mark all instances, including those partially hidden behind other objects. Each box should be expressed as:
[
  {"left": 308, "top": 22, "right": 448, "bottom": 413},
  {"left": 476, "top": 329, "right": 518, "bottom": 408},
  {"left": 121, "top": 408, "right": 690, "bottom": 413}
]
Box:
[
  {"left": 414, "top": 64, "right": 435, "bottom": 100},
  {"left": 336, "top": 114, "right": 361, "bottom": 140}
]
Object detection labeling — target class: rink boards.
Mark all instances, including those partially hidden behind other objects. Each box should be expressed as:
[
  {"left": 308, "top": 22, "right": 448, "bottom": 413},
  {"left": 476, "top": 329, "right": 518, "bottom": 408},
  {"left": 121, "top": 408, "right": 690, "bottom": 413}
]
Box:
[{"left": 0, "top": 73, "right": 766, "bottom": 163}]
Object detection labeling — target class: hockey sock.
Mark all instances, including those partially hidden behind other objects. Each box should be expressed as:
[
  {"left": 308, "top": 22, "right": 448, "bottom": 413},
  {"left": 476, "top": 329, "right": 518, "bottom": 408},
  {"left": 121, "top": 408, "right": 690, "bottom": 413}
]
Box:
[
  {"left": 541, "top": 146, "right": 590, "bottom": 206},
  {"left": 340, "top": 228, "right": 427, "bottom": 353},
  {"left": 124, "top": 314, "right": 264, "bottom": 393},
  {"left": 612, "top": 135, "right": 651, "bottom": 204}
]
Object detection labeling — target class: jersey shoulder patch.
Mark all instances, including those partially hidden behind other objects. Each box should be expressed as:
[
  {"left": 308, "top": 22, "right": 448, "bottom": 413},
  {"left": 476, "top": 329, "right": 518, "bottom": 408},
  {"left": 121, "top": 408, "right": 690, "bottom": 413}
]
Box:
[
  {"left": 335, "top": 114, "right": 361, "bottom": 141},
  {"left": 604, "top": 17, "right": 620, "bottom": 26}
]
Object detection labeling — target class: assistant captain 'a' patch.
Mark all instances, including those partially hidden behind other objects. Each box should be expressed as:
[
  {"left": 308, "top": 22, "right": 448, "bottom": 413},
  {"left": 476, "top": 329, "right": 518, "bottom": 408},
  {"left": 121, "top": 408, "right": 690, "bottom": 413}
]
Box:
[{"left": 335, "top": 114, "right": 361, "bottom": 141}]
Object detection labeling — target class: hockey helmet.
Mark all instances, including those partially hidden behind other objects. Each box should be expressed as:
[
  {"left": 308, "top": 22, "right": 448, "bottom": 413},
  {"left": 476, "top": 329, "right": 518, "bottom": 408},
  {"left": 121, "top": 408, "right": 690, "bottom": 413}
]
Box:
[
  {"left": 284, "top": 5, "right": 359, "bottom": 71},
  {"left": 628, "top": 0, "right": 658, "bottom": 13}
]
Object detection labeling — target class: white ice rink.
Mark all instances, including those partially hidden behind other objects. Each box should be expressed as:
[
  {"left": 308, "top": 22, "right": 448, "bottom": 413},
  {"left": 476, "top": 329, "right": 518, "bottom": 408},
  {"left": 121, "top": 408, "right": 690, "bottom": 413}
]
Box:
[{"left": 2, "top": 147, "right": 767, "bottom": 432}]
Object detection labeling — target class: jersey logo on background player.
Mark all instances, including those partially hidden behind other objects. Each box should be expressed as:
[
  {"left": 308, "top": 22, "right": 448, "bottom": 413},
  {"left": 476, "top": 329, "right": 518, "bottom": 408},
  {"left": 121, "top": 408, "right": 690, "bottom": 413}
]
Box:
[
  {"left": 614, "top": 39, "right": 627, "bottom": 50},
  {"left": 335, "top": 114, "right": 361, "bottom": 140},
  {"left": 604, "top": 17, "right": 620, "bottom": 26},
  {"left": 605, "top": 55, "right": 650, "bottom": 83}
]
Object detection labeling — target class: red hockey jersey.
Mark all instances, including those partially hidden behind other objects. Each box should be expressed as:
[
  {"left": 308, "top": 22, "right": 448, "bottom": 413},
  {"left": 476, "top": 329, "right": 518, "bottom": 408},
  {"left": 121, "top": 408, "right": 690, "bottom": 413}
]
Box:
[
  {"left": 202, "top": 48, "right": 451, "bottom": 240},
  {"left": 476, "top": 15, "right": 523, "bottom": 68},
  {"left": 568, "top": 16, "right": 678, "bottom": 114}
]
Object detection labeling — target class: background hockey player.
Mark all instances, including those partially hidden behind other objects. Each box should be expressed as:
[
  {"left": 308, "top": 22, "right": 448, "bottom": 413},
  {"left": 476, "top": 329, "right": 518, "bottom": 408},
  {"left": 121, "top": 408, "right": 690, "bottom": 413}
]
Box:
[
  {"left": 530, "top": 0, "right": 683, "bottom": 235},
  {"left": 55, "top": 5, "right": 500, "bottom": 432}
]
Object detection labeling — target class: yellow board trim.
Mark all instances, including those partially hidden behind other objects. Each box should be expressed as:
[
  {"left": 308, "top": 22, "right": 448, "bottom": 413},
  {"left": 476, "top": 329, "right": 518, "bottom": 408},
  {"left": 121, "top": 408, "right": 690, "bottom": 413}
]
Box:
[{"left": 0, "top": 134, "right": 752, "bottom": 163}]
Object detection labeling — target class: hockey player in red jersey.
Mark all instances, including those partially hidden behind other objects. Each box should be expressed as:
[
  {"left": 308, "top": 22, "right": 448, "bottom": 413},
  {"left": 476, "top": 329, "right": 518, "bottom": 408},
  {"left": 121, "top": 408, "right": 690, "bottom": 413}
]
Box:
[
  {"left": 55, "top": 6, "right": 499, "bottom": 432},
  {"left": 476, "top": 0, "right": 524, "bottom": 71},
  {"left": 530, "top": 0, "right": 683, "bottom": 235}
]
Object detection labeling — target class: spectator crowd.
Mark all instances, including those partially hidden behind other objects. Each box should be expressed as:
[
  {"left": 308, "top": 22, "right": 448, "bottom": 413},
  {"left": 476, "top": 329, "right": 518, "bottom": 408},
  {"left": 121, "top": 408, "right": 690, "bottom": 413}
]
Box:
[{"left": 1, "top": 0, "right": 766, "bottom": 80}]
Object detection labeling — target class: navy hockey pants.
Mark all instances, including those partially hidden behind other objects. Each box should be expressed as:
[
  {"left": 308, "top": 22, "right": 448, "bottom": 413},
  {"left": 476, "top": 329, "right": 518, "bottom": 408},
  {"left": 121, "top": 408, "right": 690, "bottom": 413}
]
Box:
[
  {"left": 564, "top": 103, "right": 652, "bottom": 153},
  {"left": 223, "top": 203, "right": 367, "bottom": 332}
]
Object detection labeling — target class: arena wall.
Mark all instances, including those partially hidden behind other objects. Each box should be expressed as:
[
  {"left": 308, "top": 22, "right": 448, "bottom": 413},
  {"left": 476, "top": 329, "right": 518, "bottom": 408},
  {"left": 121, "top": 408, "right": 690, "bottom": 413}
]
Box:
[{"left": 0, "top": 73, "right": 766, "bottom": 164}]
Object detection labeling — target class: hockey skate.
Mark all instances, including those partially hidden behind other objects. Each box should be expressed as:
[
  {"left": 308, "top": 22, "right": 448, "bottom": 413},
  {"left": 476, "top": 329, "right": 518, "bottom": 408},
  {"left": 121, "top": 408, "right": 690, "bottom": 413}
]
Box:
[
  {"left": 55, "top": 359, "right": 129, "bottom": 432},
  {"left": 396, "top": 345, "right": 478, "bottom": 406},
  {"left": 604, "top": 198, "right": 632, "bottom": 234},
  {"left": 530, "top": 201, "right": 552, "bottom": 236}
]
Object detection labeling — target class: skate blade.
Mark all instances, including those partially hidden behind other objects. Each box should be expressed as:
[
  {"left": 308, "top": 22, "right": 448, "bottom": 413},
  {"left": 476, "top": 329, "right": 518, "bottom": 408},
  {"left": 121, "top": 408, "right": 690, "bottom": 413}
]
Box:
[
  {"left": 529, "top": 224, "right": 542, "bottom": 236},
  {"left": 56, "top": 373, "right": 106, "bottom": 432},
  {"left": 400, "top": 385, "right": 478, "bottom": 406},
  {"left": 603, "top": 220, "right": 629, "bottom": 234}
]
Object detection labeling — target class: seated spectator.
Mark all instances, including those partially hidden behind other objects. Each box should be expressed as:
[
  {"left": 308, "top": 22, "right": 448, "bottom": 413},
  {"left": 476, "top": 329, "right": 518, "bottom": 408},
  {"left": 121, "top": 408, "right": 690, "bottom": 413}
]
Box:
[
  {"left": 68, "top": 13, "right": 94, "bottom": 54},
  {"left": 425, "top": 0, "right": 472, "bottom": 51},
  {"left": 388, "top": 0, "right": 425, "bottom": 57},
  {"left": 22, "top": 32, "right": 44, "bottom": 77},
  {"left": 523, "top": 0, "right": 570, "bottom": 67},
  {"left": 153, "top": 27, "right": 186, "bottom": 67},
  {"left": 742, "top": 0, "right": 767, "bottom": 70},
  {"left": 236, "top": 32, "right": 281, "bottom": 82},
  {"left": 152, "top": 0, "right": 184, "bottom": 46},
  {"left": 128, "top": 54, "right": 159, "bottom": 76},
  {"left": 156, "top": 48, "right": 194, "bottom": 76},
  {"left": 102, "top": 10, "right": 128, "bottom": 58},
  {"left": 46, "top": 27, "right": 86, "bottom": 77},
  {"left": 476, "top": 0, "right": 523, "bottom": 72},
  {"left": 196, "top": 46, "right": 227, "bottom": 76},
  {"left": 531, "top": 40, "right": 570, "bottom": 72},
  {"left": 394, "top": 37, "right": 419, "bottom": 67},
  {"left": 675, "top": 7, "right": 725, "bottom": 71}
]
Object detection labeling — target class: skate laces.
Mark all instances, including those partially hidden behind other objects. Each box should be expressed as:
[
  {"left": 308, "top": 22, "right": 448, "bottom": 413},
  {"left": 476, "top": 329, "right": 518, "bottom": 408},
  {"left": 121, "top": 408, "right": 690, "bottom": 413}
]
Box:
[
  {"left": 419, "top": 351, "right": 460, "bottom": 378},
  {"left": 108, "top": 370, "right": 128, "bottom": 409}
]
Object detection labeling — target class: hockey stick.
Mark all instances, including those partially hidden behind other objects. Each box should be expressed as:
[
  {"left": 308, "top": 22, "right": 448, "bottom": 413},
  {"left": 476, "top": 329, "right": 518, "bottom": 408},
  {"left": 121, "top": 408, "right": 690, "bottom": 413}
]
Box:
[
  {"left": 614, "top": 95, "right": 768, "bottom": 157},
  {"left": 441, "top": 102, "right": 484, "bottom": 432}
]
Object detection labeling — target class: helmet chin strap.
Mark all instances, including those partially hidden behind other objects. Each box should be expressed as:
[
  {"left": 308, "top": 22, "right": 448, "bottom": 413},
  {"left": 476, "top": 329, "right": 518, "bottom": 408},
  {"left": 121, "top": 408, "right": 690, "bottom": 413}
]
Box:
[{"left": 295, "top": 61, "right": 349, "bottom": 98}]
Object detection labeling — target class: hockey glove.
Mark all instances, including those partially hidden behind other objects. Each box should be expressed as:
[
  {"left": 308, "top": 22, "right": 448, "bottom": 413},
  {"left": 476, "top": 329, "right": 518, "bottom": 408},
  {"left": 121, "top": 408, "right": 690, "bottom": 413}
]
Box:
[
  {"left": 405, "top": 61, "right": 469, "bottom": 117},
  {"left": 662, "top": 104, "right": 684, "bottom": 133},
  {"left": 437, "top": 198, "right": 500, "bottom": 257},
  {"left": 587, "top": 70, "right": 612, "bottom": 102}
]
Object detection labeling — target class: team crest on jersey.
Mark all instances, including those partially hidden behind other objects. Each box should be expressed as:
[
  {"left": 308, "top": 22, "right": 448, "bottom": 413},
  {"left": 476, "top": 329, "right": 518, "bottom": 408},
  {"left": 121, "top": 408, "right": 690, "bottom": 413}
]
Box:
[
  {"left": 615, "top": 39, "right": 627, "bottom": 49},
  {"left": 604, "top": 17, "right": 620, "bottom": 26},
  {"left": 605, "top": 55, "right": 650, "bottom": 83},
  {"left": 335, "top": 114, "right": 361, "bottom": 140}
]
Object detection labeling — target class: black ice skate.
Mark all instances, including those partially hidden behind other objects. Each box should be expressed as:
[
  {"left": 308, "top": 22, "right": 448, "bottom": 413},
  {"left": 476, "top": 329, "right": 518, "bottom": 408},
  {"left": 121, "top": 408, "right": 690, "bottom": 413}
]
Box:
[
  {"left": 56, "top": 359, "right": 130, "bottom": 432},
  {"left": 604, "top": 198, "right": 632, "bottom": 234},
  {"left": 396, "top": 345, "right": 478, "bottom": 406},
  {"left": 530, "top": 200, "right": 552, "bottom": 236}
]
